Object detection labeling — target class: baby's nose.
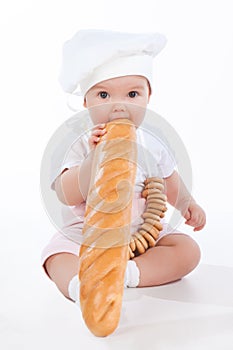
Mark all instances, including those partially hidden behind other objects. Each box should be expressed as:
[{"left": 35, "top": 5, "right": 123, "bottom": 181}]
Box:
[{"left": 112, "top": 103, "right": 127, "bottom": 112}]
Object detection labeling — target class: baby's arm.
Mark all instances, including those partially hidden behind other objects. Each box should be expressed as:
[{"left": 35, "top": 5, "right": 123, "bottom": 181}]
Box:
[
  {"left": 164, "top": 170, "right": 206, "bottom": 231},
  {"left": 54, "top": 153, "right": 93, "bottom": 206},
  {"left": 54, "top": 124, "right": 106, "bottom": 206}
]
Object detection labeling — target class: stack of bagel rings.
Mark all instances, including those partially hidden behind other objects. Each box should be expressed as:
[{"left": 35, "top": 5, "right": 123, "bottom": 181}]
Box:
[{"left": 128, "top": 177, "right": 167, "bottom": 259}]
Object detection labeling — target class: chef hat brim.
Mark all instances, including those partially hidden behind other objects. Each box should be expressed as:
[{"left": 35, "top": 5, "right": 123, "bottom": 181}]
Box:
[{"left": 58, "top": 29, "right": 167, "bottom": 96}]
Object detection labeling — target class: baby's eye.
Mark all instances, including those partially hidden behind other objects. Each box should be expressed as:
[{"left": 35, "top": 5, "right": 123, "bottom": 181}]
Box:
[
  {"left": 128, "top": 91, "right": 138, "bottom": 98},
  {"left": 99, "top": 91, "right": 109, "bottom": 99}
]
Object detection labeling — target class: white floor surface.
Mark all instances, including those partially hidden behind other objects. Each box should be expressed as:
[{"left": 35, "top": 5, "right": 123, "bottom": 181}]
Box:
[{"left": 1, "top": 262, "right": 233, "bottom": 350}]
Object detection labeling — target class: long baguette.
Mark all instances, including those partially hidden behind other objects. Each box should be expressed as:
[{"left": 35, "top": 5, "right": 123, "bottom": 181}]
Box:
[{"left": 79, "top": 118, "right": 137, "bottom": 337}]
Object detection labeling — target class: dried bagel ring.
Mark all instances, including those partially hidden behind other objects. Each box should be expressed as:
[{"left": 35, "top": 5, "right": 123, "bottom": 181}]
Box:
[
  {"left": 139, "top": 230, "right": 157, "bottom": 247},
  {"left": 148, "top": 202, "right": 167, "bottom": 209},
  {"left": 144, "top": 177, "right": 164, "bottom": 185},
  {"left": 146, "top": 208, "right": 165, "bottom": 217},
  {"left": 128, "top": 246, "right": 135, "bottom": 259},
  {"left": 147, "top": 203, "right": 167, "bottom": 212},
  {"left": 144, "top": 181, "right": 164, "bottom": 189},
  {"left": 142, "top": 188, "right": 161, "bottom": 198},
  {"left": 141, "top": 221, "right": 163, "bottom": 234},
  {"left": 147, "top": 193, "right": 167, "bottom": 201},
  {"left": 139, "top": 228, "right": 158, "bottom": 242},
  {"left": 140, "top": 223, "right": 160, "bottom": 239},
  {"left": 134, "top": 237, "right": 146, "bottom": 254},
  {"left": 134, "top": 232, "right": 149, "bottom": 250},
  {"left": 145, "top": 183, "right": 164, "bottom": 192},
  {"left": 146, "top": 199, "right": 166, "bottom": 206},
  {"left": 144, "top": 218, "right": 163, "bottom": 230},
  {"left": 152, "top": 221, "right": 163, "bottom": 231},
  {"left": 129, "top": 237, "right": 136, "bottom": 252},
  {"left": 142, "top": 212, "right": 161, "bottom": 221}
]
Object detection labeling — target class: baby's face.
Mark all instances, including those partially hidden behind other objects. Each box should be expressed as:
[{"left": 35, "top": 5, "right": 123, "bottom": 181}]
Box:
[{"left": 83, "top": 75, "right": 150, "bottom": 127}]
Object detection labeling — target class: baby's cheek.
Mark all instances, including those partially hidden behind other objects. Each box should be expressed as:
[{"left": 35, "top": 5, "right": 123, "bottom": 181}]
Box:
[
  {"left": 128, "top": 106, "right": 146, "bottom": 127},
  {"left": 89, "top": 109, "right": 109, "bottom": 125}
]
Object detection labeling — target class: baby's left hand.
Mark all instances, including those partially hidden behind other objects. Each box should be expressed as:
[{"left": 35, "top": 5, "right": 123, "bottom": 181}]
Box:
[{"left": 183, "top": 201, "right": 206, "bottom": 231}]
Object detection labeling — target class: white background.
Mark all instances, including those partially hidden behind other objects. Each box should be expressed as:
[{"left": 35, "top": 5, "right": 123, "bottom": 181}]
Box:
[{"left": 0, "top": 0, "right": 233, "bottom": 347}]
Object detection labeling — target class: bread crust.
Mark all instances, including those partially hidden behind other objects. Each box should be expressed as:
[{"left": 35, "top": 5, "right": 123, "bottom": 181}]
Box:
[{"left": 79, "top": 119, "right": 137, "bottom": 337}]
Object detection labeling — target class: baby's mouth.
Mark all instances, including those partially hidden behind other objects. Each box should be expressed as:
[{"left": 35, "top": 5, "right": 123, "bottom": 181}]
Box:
[{"left": 109, "top": 112, "right": 130, "bottom": 121}]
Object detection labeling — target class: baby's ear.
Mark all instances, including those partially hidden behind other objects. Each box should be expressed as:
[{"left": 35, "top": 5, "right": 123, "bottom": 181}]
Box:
[
  {"left": 147, "top": 81, "right": 152, "bottom": 101},
  {"left": 147, "top": 93, "right": 151, "bottom": 104},
  {"left": 83, "top": 98, "right": 87, "bottom": 108}
]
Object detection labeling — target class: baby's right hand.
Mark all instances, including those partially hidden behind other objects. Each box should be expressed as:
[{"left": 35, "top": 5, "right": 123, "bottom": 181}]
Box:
[{"left": 89, "top": 123, "right": 106, "bottom": 149}]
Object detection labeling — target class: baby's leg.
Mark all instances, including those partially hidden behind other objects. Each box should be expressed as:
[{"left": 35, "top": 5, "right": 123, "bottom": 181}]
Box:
[
  {"left": 133, "top": 233, "right": 201, "bottom": 287},
  {"left": 45, "top": 253, "right": 79, "bottom": 300}
]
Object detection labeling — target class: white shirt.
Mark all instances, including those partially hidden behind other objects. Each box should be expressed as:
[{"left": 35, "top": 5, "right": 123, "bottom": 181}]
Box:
[
  {"left": 47, "top": 123, "right": 176, "bottom": 244},
  {"left": 50, "top": 127, "right": 175, "bottom": 191}
]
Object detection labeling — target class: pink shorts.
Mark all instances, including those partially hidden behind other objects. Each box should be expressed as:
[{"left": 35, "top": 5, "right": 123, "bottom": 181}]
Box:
[
  {"left": 41, "top": 193, "right": 178, "bottom": 274},
  {"left": 41, "top": 224, "right": 175, "bottom": 267}
]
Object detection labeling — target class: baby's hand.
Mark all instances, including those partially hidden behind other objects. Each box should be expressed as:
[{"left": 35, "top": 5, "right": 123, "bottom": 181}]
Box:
[
  {"left": 183, "top": 201, "right": 206, "bottom": 231},
  {"left": 89, "top": 123, "right": 106, "bottom": 149}
]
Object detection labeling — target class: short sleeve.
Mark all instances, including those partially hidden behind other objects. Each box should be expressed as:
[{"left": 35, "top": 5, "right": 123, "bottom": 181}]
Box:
[
  {"left": 158, "top": 144, "right": 176, "bottom": 178},
  {"left": 137, "top": 128, "right": 176, "bottom": 179},
  {"left": 50, "top": 133, "right": 90, "bottom": 190}
]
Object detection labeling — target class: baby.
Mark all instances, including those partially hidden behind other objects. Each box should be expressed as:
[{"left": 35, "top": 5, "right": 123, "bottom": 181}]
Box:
[{"left": 41, "top": 30, "right": 206, "bottom": 302}]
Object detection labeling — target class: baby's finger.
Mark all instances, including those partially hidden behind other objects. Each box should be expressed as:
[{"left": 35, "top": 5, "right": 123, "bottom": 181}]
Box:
[
  {"left": 194, "top": 224, "right": 205, "bottom": 232},
  {"left": 188, "top": 212, "right": 199, "bottom": 225},
  {"left": 194, "top": 216, "right": 206, "bottom": 231},
  {"left": 92, "top": 128, "right": 106, "bottom": 137},
  {"left": 185, "top": 213, "right": 198, "bottom": 227},
  {"left": 93, "top": 123, "right": 106, "bottom": 131},
  {"left": 92, "top": 136, "right": 101, "bottom": 143},
  {"left": 184, "top": 209, "right": 191, "bottom": 221}
]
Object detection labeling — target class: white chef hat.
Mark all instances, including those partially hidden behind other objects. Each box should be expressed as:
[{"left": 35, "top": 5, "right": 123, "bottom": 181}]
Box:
[{"left": 58, "top": 29, "right": 167, "bottom": 96}]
